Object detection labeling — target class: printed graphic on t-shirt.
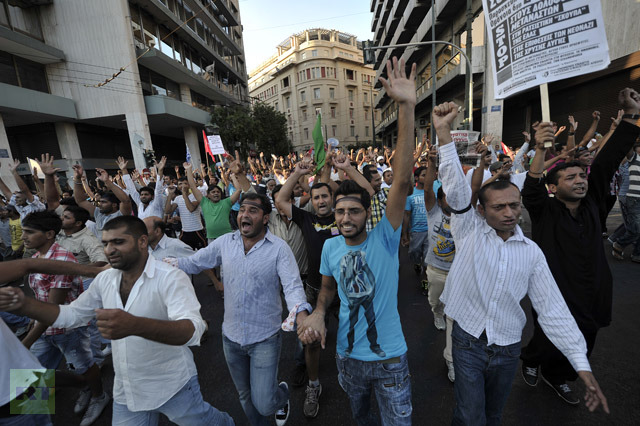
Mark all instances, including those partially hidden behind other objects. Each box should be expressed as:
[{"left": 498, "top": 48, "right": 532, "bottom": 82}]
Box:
[
  {"left": 339, "top": 250, "right": 385, "bottom": 358},
  {"left": 432, "top": 217, "right": 455, "bottom": 262}
]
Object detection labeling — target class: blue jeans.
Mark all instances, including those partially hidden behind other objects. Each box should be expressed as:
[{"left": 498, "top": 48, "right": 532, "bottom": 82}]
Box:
[
  {"left": 222, "top": 332, "right": 288, "bottom": 426},
  {"left": 451, "top": 322, "right": 520, "bottom": 426},
  {"left": 616, "top": 196, "right": 640, "bottom": 256},
  {"left": 336, "top": 352, "right": 412, "bottom": 426},
  {"left": 30, "top": 327, "right": 94, "bottom": 375},
  {"left": 0, "top": 312, "right": 30, "bottom": 329},
  {"left": 0, "top": 415, "right": 51, "bottom": 426},
  {"left": 112, "top": 375, "right": 233, "bottom": 425}
]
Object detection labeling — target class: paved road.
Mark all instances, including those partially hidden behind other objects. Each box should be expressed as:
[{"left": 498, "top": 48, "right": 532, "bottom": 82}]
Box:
[{"left": 54, "top": 206, "right": 639, "bottom": 425}]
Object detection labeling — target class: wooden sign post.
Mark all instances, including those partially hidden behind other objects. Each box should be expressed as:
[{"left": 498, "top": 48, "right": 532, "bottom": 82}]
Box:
[{"left": 539, "top": 83, "right": 553, "bottom": 148}]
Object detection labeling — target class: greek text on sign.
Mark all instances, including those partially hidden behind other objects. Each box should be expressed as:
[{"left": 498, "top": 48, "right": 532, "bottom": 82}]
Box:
[
  {"left": 483, "top": 0, "right": 610, "bottom": 98},
  {"left": 206, "top": 135, "right": 226, "bottom": 155},
  {"left": 451, "top": 130, "right": 481, "bottom": 168}
]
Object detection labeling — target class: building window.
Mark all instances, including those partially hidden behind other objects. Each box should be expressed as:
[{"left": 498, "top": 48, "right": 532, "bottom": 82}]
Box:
[
  {"left": 330, "top": 107, "right": 336, "bottom": 118},
  {"left": 313, "top": 88, "right": 321, "bottom": 99},
  {"left": 348, "top": 90, "right": 354, "bottom": 102},
  {"left": 349, "top": 109, "right": 354, "bottom": 119},
  {"left": 332, "top": 125, "right": 337, "bottom": 137},
  {"left": 346, "top": 69, "right": 355, "bottom": 80},
  {"left": 300, "top": 91, "right": 306, "bottom": 102},
  {"left": 315, "top": 107, "right": 322, "bottom": 116},
  {"left": 0, "top": 51, "right": 48, "bottom": 93},
  {"left": 304, "top": 128, "right": 309, "bottom": 139},
  {"left": 329, "top": 88, "right": 335, "bottom": 99},
  {"left": 285, "top": 96, "right": 290, "bottom": 109},
  {"left": 312, "top": 50, "right": 318, "bottom": 57},
  {"left": 365, "top": 126, "right": 369, "bottom": 137},
  {"left": 2, "top": 2, "right": 43, "bottom": 40},
  {"left": 364, "top": 109, "right": 369, "bottom": 119},
  {"left": 282, "top": 76, "right": 289, "bottom": 88},
  {"left": 301, "top": 52, "right": 307, "bottom": 59},
  {"left": 274, "top": 102, "right": 278, "bottom": 111},
  {"left": 302, "top": 109, "right": 307, "bottom": 121},
  {"left": 350, "top": 126, "right": 355, "bottom": 137}
]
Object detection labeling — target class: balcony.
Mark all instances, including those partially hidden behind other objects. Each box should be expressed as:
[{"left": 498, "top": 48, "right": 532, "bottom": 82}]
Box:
[
  {"left": 0, "top": 26, "right": 65, "bottom": 64},
  {"left": 281, "top": 86, "right": 291, "bottom": 95},
  {"left": 0, "top": 82, "right": 77, "bottom": 127},
  {"left": 311, "top": 98, "right": 323, "bottom": 105},
  {"left": 144, "top": 95, "right": 211, "bottom": 136},
  {"left": 10, "top": 0, "right": 52, "bottom": 5},
  {"left": 345, "top": 79, "right": 358, "bottom": 87}
]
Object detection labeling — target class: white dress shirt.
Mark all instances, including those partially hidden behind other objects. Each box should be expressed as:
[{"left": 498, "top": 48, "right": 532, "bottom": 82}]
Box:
[
  {"left": 122, "top": 174, "right": 166, "bottom": 220},
  {"left": 438, "top": 142, "right": 590, "bottom": 373},
  {"left": 53, "top": 255, "right": 206, "bottom": 411},
  {"left": 149, "top": 234, "right": 194, "bottom": 259}
]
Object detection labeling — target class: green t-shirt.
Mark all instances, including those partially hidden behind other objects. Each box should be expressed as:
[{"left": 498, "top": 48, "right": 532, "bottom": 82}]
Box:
[{"left": 200, "top": 197, "right": 233, "bottom": 239}]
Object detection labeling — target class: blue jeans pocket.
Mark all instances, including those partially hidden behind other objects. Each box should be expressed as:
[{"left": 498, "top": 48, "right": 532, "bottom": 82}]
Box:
[{"left": 504, "top": 342, "right": 521, "bottom": 358}]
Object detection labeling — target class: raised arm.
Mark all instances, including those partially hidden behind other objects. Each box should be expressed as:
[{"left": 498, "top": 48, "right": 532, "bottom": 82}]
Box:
[
  {"left": 96, "top": 168, "right": 132, "bottom": 216},
  {"left": 333, "top": 153, "right": 375, "bottom": 196},
  {"left": 8, "top": 159, "right": 35, "bottom": 203},
  {"left": 470, "top": 143, "right": 490, "bottom": 207},
  {"left": 424, "top": 147, "right": 437, "bottom": 211},
  {"left": 566, "top": 116, "right": 577, "bottom": 152},
  {"left": 36, "top": 154, "right": 62, "bottom": 211},
  {"left": 577, "top": 111, "right": 600, "bottom": 147},
  {"left": 592, "top": 110, "right": 624, "bottom": 159},
  {"left": 72, "top": 165, "right": 97, "bottom": 216},
  {"left": 276, "top": 161, "right": 312, "bottom": 219},
  {"left": 184, "top": 162, "right": 204, "bottom": 203},
  {"left": 378, "top": 57, "right": 417, "bottom": 229},
  {"left": 316, "top": 155, "right": 339, "bottom": 193}
]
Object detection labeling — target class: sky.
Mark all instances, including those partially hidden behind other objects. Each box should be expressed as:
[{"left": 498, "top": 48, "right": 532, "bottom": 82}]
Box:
[{"left": 239, "top": 0, "right": 374, "bottom": 73}]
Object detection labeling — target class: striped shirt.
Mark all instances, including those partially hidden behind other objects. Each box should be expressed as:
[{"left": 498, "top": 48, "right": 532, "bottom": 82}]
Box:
[
  {"left": 177, "top": 230, "right": 311, "bottom": 346},
  {"left": 438, "top": 142, "right": 590, "bottom": 373},
  {"left": 627, "top": 153, "right": 640, "bottom": 198},
  {"left": 171, "top": 194, "right": 203, "bottom": 232},
  {"left": 366, "top": 187, "right": 389, "bottom": 232}
]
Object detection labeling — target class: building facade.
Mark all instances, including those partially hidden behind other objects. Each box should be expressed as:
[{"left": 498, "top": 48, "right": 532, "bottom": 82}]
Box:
[
  {"left": 248, "top": 28, "right": 380, "bottom": 152},
  {"left": 0, "top": 0, "right": 248, "bottom": 188},
  {"left": 371, "top": 0, "right": 640, "bottom": 149}
]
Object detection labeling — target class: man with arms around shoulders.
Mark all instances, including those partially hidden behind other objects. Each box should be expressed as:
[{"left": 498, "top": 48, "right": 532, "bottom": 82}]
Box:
[
  {"left": 298, "top": 57, "right": 417, "bottom": 425},
  {"left": 432, "top": 101, "right": 608, "bottom": 425}
]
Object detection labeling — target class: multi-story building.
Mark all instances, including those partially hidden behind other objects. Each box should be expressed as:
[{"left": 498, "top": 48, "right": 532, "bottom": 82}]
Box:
[
  {"left": 248, "top": 28, "right": 380, "bottom": 152},
  {"left": 0, "top": 0, "right": 248, "bottom": 188},
  {"left": 371, "top": 0, "right": 640, "bottom": 148}
]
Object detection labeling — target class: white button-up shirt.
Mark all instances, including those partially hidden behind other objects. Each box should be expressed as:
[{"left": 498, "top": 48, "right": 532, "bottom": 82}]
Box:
[
  {"left": 438, "top": 142, "right": 590, "bottom": 373},
  {"left": 149, "top": 234, "right": 194, "bottom": 259},
  {"left": 122, "top": 174, "right": 166, "bottom": 220},
  {"left": 53, "top": 255, "right": 206, "bottom": 411}
]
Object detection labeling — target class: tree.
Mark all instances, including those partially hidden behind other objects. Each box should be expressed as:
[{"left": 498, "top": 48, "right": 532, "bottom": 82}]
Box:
[{"left": 209, "top": 102, "right": 291, "bottom": 159}]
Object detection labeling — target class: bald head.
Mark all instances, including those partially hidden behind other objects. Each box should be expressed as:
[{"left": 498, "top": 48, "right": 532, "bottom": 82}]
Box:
[{"left": 143, "top": 216, "right": 165, "bottom": 247}]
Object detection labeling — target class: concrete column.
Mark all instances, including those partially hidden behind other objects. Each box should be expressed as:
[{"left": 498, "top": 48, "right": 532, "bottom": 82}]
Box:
[
  {"left": 54, "top": 122, "right": 82, "bottom": 181},
  {"left": 180, "top": 84, "right": 192, "bottom": 106},
  {"left": 183, "top": 127, "right": 202, "bottom": 168},
  {"left": 0, "top": 114, "right": 18, "bottom": 192},
  {"left": 125, "top": 111, "right": 154, "bottom": 171},
  {"left": 481, "top": 43, "right": 504, "bottom": 138}
]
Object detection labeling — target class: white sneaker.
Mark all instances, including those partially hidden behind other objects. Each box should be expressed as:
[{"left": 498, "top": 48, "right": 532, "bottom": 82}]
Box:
[
  {"left": 446, "top": 360, "right": 455, "bottom": 383},
  {"left": 275, "top": 382, "right": 290, "bottom": 426},
  {"left": 80, "top": 392, "right": 110, "bottom": 426},
  {"left": 74, "top": 388, "right": 91, "bottom": 414},
  {"left": 434, "top": 316, "right": 446, "bottom": 331}
]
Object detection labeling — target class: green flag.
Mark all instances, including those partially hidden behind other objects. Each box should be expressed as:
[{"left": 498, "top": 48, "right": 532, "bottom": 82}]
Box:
[{"left": 312, "top": 113, "right": 325, "bottom": 173}]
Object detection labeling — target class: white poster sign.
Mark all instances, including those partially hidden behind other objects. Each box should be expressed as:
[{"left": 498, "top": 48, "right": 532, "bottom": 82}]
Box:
[
  {"left": 27, "top": 158, "right": 45, "bottom": 179},
  {"left": 206, "top": 134, "right": 226, "bottom": 155},
  {"left": 451, "top": 130, "right": 481, "bottom": 167},
  {"left": 483, "top": 0, "right": 610, "bottom": 99}
]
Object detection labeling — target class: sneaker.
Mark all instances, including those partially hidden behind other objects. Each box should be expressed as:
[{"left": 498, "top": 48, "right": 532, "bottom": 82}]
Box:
[
  {"left": 446, "top": 360, "right": 455, "bottom": 383},
  {"left": 291, "top": 364, "right": 307, "bottom": 388},
  {"left": 541, "top": 375, "right": 579, "bottom": 405},
  {"left": 80, "top": 392, "right": 110, "bottom": 426},
  {"left": 434, "top": 316, "right": 446, "bottom": 331},
  {"left": 74, "top": 388, "right": 91, "bottom": 415},
  {"left": 275, "top": 382, "right": 289, "bottom": 426},
  {"left": 612, "top": 242, "right": 624, "bottom": 260},
  {"left": 101, "top": 344, "right": 112, "bottom": 357},
  {"left": 521, "top": 364, "right": 539, "bottom": 387},
  {"left": 303, "top": 383, "right": 322, "bottom": 418}
]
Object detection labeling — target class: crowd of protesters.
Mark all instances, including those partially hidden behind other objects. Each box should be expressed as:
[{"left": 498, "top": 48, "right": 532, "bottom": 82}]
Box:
[{"left": 0, "top": 57, "right": 638, "bottom": 426}]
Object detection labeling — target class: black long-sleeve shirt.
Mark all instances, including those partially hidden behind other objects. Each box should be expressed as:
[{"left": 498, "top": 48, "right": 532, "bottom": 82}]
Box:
[{"left": 522, "top": 120, "right": 640, "bottom": 332}]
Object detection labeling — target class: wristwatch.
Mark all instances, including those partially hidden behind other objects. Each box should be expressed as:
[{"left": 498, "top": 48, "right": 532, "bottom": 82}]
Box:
[{"left": 622, "top": 113, "right": 640, "bottom": 120}]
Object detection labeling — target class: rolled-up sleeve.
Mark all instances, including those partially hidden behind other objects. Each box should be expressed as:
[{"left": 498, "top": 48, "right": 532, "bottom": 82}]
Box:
[
  {"left": 52, "top": 277, "right": 104, "bottom": 330},
  {"left": 277, "top": 243, "right": 312, "bottom": 314},
  {"left": 163, "top": 268, "right": 206, "bottom": 346},
  {"left": 528, "top": 255, "right": 590, "bottom": 372}
]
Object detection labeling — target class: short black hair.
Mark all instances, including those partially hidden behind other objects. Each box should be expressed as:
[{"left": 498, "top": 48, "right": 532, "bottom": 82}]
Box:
[
  {"left": 139, "top": 186, "right": 154, "bottom": 196},
  {"left": 334, "top": 179, "right": 371, "bottom": 209},
  {"left": 478, "top": 179, "right": 520, "bottom": 207},
  {"left": 177, "top": 177, "right": 188, "bottom": 183},
  {"left": 64, "top": 205, "right": 90, "bottom": 225},
  {"left": 271, "top": 184, "right": 289, "bottom": 201},
  {"left": 546, "top": 161, "right": 583, "bottom": 185},
  {"left": 414, "top": 166, "right": 427, "bottom": 179},
  {"left": 101, "top": 191, "right": 120, "bottom": 204},
  {"left": 362, "top": 164, "right": 379, "bottom": 183},
  {"left": 241, "top": 192, "right": 272, "bottom": 214},
  {"left": 148, "top": 216, "right": 166, "bottom": 233},
  {"left": 310, "top": 182, "right": 332, "bottom": 197},
  {"left": 498, "top": 154, "right": 510, "bottom": 162},
  {"left": 22, "top": 210, "right": 62, "bottom": 234},
  {"left": 59, "top": 197, "right": 78, "bottom": 207},
  {"left": 207, "top": 185, "right": 224, "bottom": 196},
  {"left": 102, "top": 216, "right": 148, "bottom": 239}
]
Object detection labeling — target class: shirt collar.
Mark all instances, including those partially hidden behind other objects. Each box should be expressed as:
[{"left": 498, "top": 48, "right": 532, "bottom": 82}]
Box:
[
  {"left": 480, "top": 219, "right": 529, "bottom": 244},
  {"left": 58, "top": 227, "right": 89, "bottom": 239},
  {"left": 231, "top": 228, "right": 275, "bottom": 244},
  {"left": 156, "top": 234, "right": 168, "bottom": 250}
]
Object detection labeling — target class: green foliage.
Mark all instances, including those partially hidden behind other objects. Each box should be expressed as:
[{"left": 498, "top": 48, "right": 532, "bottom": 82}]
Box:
[{"left": 209, "top": 102, "right": 292, "bottom": 159}]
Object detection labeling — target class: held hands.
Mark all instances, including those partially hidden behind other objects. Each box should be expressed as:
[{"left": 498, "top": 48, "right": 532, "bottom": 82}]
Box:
[
  {"left": 297, "top": 312, "right": 327, "bottom": 349},
  {"left": 577, "top": 371, "right": 609, "bottom": 414},
  {"left": 95, "top": 308, "right": 136, "bottom": 340},
  {"left": 378, "top": 57, "right": 417, "bottom": 106}
]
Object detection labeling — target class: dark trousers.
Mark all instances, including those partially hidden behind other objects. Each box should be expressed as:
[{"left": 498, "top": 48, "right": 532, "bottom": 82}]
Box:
[{"left": 521, "top": 312, "right": 598, "bottom": 384}]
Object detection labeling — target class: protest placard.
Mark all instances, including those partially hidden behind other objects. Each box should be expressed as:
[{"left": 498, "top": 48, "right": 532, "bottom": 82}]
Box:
[
  {"left": 483, "top": 0, "right": 610, "bottom": 99},
  {"left": 27, "top": 158, "right": 45, "bottom": 179},
  {"left": 206, "top": 134, "right": 226, "bottom": 155}
]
